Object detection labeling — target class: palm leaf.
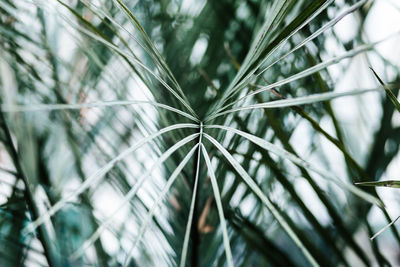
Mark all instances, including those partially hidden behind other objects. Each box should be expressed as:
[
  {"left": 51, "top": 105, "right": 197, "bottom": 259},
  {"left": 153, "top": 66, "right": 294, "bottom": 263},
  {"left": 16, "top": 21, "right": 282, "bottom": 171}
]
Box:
[{"left": 2, "top": 0, "right": 400, "bottom": 266}]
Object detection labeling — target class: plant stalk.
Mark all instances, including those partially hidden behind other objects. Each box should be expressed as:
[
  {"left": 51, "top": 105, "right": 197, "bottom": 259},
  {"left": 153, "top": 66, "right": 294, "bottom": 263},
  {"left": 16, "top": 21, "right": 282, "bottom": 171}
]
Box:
[{"left": 190, "top": 122, "right": 203, "bottom": 267}]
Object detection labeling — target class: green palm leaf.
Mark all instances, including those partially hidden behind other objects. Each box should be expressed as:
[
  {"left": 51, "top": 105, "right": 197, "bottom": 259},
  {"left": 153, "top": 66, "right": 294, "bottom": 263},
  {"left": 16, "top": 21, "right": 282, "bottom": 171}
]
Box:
[{"left": 1, "top": 0, "right": 400, "bottom": 266}]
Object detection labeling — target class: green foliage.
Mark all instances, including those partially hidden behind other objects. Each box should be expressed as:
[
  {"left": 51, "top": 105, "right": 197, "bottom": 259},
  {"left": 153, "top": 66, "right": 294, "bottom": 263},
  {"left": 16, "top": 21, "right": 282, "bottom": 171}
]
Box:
[{"left": 1, "top": 0, "right": 400, "bottom": 266}]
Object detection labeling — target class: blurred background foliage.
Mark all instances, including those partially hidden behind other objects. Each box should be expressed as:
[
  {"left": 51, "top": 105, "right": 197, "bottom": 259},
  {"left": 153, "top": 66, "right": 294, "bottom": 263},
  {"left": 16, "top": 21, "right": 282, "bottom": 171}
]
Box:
[{"left": 1, "top": 0, "right": 400, "bottom": 266}]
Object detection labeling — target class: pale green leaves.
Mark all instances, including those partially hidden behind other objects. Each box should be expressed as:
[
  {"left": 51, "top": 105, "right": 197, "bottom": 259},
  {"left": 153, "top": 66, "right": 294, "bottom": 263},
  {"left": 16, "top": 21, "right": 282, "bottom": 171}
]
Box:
[
  {"left": 205, "top": 87, "right": 380, "bottom": 122},
  {"left": 23, "top": 124, "right": 199, "bottom": 236},
  {"left": 201, "top": 144, "right": 234, "bottom": 267},
  {"left": 203, "top": 132, "right": 319, "bottom": 266},
  {"left": 1, "top": 100, "right": 199, "bottom": 122},
  {"left": 122, "top": 143, "right": 199, "bottom": 267},
  {"left": 205, "top": 125, "right": 383, "bottom": 208}
]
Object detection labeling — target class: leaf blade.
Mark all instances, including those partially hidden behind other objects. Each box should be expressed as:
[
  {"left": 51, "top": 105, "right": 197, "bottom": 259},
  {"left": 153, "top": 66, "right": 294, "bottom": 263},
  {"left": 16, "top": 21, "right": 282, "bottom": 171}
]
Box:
[
  {"left": 370, "top": 67, "right": 400, "bottom": 113},
  {"left": 122, "top": 144, "right": 199, "bottom": 267},
  {"left": 23, "top": 124, "right": 199, "bottom": 236},
  {"left": 205, "top": 125, "right": 383, "bottom": 207},
  {"left": 355, "top": 180, "right": 400, "bottom": 188},
  {"left": 203, "top": 133, "right": 319, "bottom": 267},
  {"left": 370, "top": 216, "right": 400, "bottom": 240},
  {"left": 201, "top": 144, "right": 234, "bottom": 267}
]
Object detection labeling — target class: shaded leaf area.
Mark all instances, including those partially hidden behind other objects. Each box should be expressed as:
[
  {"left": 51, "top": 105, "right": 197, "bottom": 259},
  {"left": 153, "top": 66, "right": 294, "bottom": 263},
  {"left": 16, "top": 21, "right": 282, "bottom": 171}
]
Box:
[{"left": 1, "top": 0, "right": 400, "bottom": 266}]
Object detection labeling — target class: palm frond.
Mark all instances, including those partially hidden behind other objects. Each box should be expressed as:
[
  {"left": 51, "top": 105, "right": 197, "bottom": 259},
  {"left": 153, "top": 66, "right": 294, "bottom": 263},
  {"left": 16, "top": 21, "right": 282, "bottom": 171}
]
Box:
[{"left": 2, "top": 0, "right": 400, "bottom": 266}]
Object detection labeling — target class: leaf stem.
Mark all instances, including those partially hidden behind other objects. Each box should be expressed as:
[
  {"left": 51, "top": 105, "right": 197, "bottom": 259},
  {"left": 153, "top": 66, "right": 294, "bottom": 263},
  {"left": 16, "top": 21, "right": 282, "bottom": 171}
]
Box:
[{"left": 190, "top": 122, "right": 203, "bottom": 267}]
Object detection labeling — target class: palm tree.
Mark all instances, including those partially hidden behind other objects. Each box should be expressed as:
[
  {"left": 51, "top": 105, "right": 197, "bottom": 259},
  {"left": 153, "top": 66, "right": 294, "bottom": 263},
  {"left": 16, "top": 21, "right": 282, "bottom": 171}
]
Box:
[{"left": 1, "top": 0, "right": 400, "bottom": 266}]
